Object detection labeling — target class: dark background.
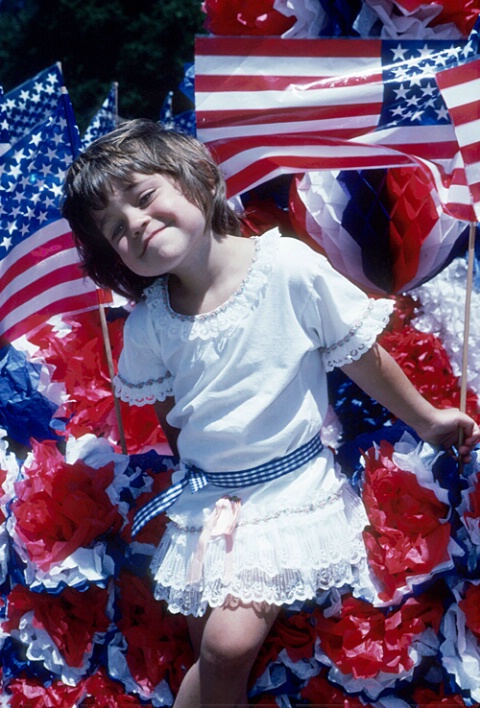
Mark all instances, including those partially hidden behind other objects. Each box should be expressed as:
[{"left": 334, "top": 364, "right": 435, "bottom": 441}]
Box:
[{"left": 0, "top": 0, "right": 205, "bottom": 131}]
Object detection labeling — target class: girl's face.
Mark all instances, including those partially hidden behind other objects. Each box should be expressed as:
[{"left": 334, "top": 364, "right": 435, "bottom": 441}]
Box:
[{"left": 92, "top": 171, "right": 210, "bottom": 278}]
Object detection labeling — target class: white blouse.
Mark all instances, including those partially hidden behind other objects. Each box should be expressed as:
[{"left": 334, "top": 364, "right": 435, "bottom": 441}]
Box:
[{"left": 114, "top": 229, "right": 394, "bottom": 473}]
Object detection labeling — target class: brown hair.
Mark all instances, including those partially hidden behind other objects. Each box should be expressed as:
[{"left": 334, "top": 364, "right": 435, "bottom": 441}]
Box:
[{"left": 62, "top": 119, "right": 241, "bottom": 300}]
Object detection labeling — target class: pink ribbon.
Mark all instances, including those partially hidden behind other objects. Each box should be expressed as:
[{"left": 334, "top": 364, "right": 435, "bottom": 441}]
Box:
[{"left": 187, "top": 495, "right": 242, "bottom": 585}]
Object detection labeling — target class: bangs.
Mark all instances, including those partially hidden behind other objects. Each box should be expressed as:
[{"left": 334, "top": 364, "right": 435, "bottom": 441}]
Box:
[{"left": 73, "top": 160, "right": 141, "bottom": 211}]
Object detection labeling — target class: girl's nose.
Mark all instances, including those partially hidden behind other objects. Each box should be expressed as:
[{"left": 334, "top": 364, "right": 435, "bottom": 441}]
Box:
[{"left": 129, "top": 211, "right": 149, "bottom": 237}]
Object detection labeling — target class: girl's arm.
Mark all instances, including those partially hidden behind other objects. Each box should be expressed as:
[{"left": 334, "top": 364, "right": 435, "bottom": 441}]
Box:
[
  {"left": 154, "top": 397, "right": 180, "bottom": 458},
  {"left": 341, "top": 343, "right": 480, "bottom": 459}
]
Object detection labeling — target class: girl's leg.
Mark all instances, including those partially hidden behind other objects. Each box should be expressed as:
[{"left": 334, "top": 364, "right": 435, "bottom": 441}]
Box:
[{"left": 174, "top": 599, "right": 280, "bottom": 708}]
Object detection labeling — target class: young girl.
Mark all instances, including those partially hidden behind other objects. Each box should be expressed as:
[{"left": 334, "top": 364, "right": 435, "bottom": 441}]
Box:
[{"left": 63, "top": 119, "right": 479, "bottom": 708}]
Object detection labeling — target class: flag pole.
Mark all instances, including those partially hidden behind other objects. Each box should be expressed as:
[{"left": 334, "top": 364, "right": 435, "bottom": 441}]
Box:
[
  {"left": 97, "top": 291, "right": 128, "bottom": 454},
  {"left": 457, "top": 221, "right": 477, "bottom": 463}
]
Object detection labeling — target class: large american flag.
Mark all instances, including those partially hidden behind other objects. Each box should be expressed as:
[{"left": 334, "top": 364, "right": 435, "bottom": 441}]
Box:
[
  {"left": 0, "top": 90, "right": 99, "bottom": 343},
  {"left": 436, "top": 57, "right": 480, "bottom": 221},
  {"left": 195, "top": 34, "right": 478, "bottom": 221}
]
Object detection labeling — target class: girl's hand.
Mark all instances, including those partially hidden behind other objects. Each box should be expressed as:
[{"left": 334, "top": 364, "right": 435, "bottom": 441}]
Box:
[{"left": 414, "top": 408, "right": 480, "bottom": 462}]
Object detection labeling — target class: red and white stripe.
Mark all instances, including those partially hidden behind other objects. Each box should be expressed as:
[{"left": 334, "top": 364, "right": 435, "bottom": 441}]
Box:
[
  {"left": 195, "top": 36, "right": 475, "bottom": 221},
  {"left": 436, "top": 58, "right": 480, "bottom": 222},
  {"left": 0, "top": 219, "right": 100, "bottom": 343}
]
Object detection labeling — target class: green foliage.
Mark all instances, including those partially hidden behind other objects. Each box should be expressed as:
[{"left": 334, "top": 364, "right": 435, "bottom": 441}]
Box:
[{"left": 0, "top": 0, "right": 205, "bottom": 131}]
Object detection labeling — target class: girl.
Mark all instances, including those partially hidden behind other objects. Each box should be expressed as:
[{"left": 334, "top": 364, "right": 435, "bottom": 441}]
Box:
[{"left": 63, "top": 119, "right": 479, "bottom": 708}]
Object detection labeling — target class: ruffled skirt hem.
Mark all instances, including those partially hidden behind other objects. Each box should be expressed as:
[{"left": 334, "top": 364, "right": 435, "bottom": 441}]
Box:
[{"left": 150, "top": 456, "right": 379, "bottom": 616}]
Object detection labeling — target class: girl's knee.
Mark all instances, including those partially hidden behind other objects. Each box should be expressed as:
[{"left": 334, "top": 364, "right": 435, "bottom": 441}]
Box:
[
  {"left": 200, "top": 627, "right": 257, "bottom": 671},
  {"left": 198, "top": 601, "right": 279, "bottom": 673}
]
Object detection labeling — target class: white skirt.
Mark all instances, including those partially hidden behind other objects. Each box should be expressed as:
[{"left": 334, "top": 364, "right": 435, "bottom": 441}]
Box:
[{"left": 150, "top": 449, "right": 378, "bottom": 616}]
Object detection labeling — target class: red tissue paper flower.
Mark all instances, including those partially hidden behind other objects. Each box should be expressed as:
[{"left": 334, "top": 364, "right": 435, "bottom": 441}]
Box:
[
  {"left": 5, "top": 584, "right": 110, "bottom": 668},
  {"left": 29, "top": 311, "right": 166, "bottom": 454},
  {"left": 314, "top": 591, "right": 444, "bottom": 680},
  {"left": 395, "top": 0, "right": 480, "bottom": 36},
  {"left": 12, "top": 439, "right": 122, "bottom": 570},
  {"left": 301, "top": 667, "right": 372, "bottom": 707},
  {"left": 116, "top": 571, "right": 193, "bottom": 697},
  {"left": 81, "top": 668, "right": 145, "bottom": 707},
  {"left": 6, "top": 676, "right": 85, "bottom": 708},
  {"left": 412, "top": 684, "right": 468, "bottom": 707},
  {"left": 458, "top": 582, "right": 480, "bottom": 641},
  {"left": 252, "top": 607, "right": 322, "bottom": 685},
  {"left": 203, "top": 0, "right": 296, "bottom": 35},
  {"left": 379, "top": 326, "right": 479, "bottom": 419},
  {"left": 362, "top": 440, "right": 452, "bottom": 601}
]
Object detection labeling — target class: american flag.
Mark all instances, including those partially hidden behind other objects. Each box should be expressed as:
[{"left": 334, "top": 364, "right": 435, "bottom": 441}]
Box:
[
  {"left": 0, "top": 90, "right": 99, "bottom": 343},
  {"left": 81, "top": 82, "right": 118, "bottom": 150},
  {"left": 4, "top": 63, "right": 64, "bottom": 145},
  {"left": 195, "top": 34, "right": 478, "bottom": 221},
  {"left": 436, "top": 58, "right": 480, "bottom": 221}
]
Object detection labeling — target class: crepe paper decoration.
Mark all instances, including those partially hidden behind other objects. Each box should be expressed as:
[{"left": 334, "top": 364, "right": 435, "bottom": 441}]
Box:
[
  {"left": 113, "top": 571, "right": 192, "bottom": 700},
  {"left": 253, "top": 606, "right": 323, "bottom": 686},
  {"left": 313, "top": 589, "right": 444, "bottom": 698},
  {"left": 458, "top": 470, "right": 480, "bottom": 555},
  {"left": 440, "top": 581, "right": 480, "bottom": 702},
  {"left": 5, "top": 676, "right": 85, "bottom": 708},
  {"left": 412, "top": 684, "right": 469, "bottom": 707},
  {"left": 0, "top": 345, "right": 59, "bottom": 447},
  {"left": 5, "top": 583, "right": 111, "bottom": 684},
  {"left": 411, "top": 251, "right": 480, "bottom": 401},
  {"left": 202, "top": 0, "right": 297, "bottom": 36},
  {"left": 391, "top": 1, "right": 480, "bottom": 37},
  {"left": 379, "top": 325, "right": 480, "bottom": 420},
  {"left": 459, "top": 581, "right": 480, "bottom": 642},
  {"left": 361, "top": 439, "right": 454, "bottom": 601},
  {"left": 358, "top": 0, "right": 477, "bottom": 39},
  {"left": 80, "top": 668, "right": 147, "bottom": 707},
  {"left": 290, "top": 168, "right": 469, "bottom": 295},
  {"left": 301, "top": 666, "right": 372, "bottom": 706},
  {"left": 28, "top": 311, "right": 167, "bottom": 454},
  {"left": 10, "top": 440, "right": 123, "bottom": 573}
]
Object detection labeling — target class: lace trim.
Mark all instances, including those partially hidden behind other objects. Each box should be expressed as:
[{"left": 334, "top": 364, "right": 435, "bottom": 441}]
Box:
[
  {"left": 114, "top": 370, "right": 173, "bottom": 406},
  {"left": 143, "top": 231, "right": 278, "bottom": 341},
  {"left": 170, "top": 488, "right": 343, "bottom": 533},
  {"left": 321, "top": 298, "right": 395, "bottom": 371},
  {"left": 151, "top": 485, "right": 377, "bottom": 616}
]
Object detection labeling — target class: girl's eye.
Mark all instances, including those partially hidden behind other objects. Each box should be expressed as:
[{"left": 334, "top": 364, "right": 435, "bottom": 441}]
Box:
[
  {"left": 111, "top": 222, "right": 124, "bottom": 240},
  {"left": 139, "top": 190, "right": 154, "bottom": 206}
]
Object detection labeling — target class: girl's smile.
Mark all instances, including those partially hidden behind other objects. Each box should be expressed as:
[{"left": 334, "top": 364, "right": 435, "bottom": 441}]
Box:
[{"left": 93, "top": 171, "right": 211, "bottom": 279}]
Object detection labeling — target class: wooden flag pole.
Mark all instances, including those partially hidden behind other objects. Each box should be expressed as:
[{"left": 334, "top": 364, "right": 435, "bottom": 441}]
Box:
[
  {"left": 457, "top": 221, "right": 477, "bottom": 463},
  {"left": 97, "top": 292, "right": 128, "bottom": 455},
  {"left": 460, "top": 222, "right": 477, "bottom": 414}
]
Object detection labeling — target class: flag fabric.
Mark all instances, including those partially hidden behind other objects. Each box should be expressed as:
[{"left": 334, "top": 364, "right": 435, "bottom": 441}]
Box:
[
  {"left": 4, "top": 63, "right": 64, "bottom": 145},
  {"left": 81, "top": 83, "right": 118, "bottom": 150},
  {"left": 195, "top": 34, "right": 478, "bottom": 221},
  {"left": 160, "top": 63, "right": 196, "bottom": 136},
  {"left": 436, "top": 58, "right": 480, "bottom": 221},
  {"left": 0, "top": 87, "right": 11, "bottom": 157},
  {"left": 0, "top": 91, "right": 99, "bottom": 343}
]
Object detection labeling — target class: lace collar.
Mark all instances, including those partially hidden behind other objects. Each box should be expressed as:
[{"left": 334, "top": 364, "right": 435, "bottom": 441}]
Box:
[{"left": 144, "top": 228, "right": 279, "bottom": 341}]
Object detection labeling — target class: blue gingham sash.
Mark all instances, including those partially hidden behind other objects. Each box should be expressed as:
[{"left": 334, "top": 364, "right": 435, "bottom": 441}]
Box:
[{"left": 132, "top": 435, "right": 324, "bottom": 536}]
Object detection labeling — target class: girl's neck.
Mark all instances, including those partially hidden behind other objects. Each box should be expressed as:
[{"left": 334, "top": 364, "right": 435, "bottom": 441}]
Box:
[{"left": 168, "top": 234, "right": 255, "bottom": 317}]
